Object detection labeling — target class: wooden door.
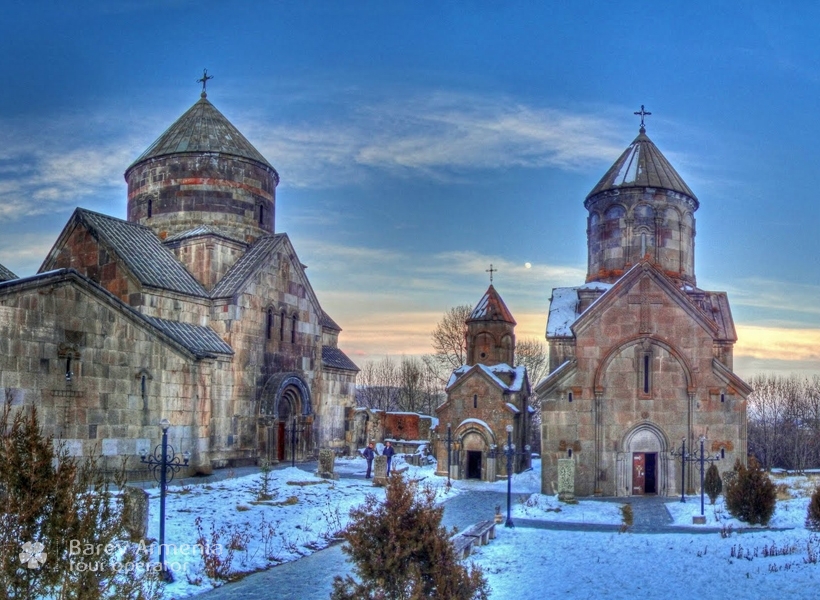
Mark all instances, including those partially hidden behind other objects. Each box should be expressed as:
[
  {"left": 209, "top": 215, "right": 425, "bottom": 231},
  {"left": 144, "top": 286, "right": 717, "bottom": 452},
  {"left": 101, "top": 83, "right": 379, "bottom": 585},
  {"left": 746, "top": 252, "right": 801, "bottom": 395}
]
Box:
[
  {"left": 632, "top": 453, "right": 645, "bottom": 495},
  {"left": 277, "top": 421, "right": 286, "bottom": 461}
]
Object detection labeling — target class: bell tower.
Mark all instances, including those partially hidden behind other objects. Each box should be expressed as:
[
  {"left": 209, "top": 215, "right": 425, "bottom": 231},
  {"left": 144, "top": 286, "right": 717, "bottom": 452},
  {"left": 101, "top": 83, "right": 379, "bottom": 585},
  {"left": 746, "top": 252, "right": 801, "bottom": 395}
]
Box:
[{"left": 465, "top": 284, "right": 516, "bottom": 367}]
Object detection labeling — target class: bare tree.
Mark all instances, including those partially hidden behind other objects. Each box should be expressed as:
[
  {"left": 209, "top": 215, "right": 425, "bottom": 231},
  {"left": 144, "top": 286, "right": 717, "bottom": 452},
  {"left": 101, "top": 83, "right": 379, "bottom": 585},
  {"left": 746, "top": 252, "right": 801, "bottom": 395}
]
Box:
[
  {"left": 356, "top": 356, "right": 399, "bottom": 411},
  {"left": 515, "top": 337, "right": 549, "bottom": 387},
  {"left": 431, "top": 304, "right": 473, "bottom": 372}
]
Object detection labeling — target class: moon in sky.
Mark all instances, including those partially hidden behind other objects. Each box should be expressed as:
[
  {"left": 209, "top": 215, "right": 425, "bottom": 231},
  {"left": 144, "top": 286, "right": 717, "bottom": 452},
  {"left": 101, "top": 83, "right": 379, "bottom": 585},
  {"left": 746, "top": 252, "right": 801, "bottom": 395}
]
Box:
[{"left": 525, "top": 262, "right": 532, "bottom": 269}]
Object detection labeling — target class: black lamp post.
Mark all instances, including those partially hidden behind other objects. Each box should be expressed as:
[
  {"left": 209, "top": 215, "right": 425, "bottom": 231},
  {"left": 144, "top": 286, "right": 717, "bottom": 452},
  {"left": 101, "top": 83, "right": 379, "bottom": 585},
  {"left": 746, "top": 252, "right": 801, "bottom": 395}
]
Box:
[
  {"left": 285, "top": 418, "right": 303, "bottom": 468},
  {"left": 502, "top": 424, "right": 531, "bottom": 528},
  {"left": 446, "top": 423, "right": 452, "bottom": 486},
  {"left": 140, "top": 418, "right": 190, "bottom": 581}
]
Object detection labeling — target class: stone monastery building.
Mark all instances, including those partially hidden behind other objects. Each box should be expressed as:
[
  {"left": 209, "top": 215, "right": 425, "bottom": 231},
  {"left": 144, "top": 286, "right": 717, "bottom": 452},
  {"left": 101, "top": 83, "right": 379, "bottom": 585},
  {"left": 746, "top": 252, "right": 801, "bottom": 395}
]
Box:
[
  {"left": 536, "top": 117, "right": 751, "bottom": 497},
  {"left": 434, "top": 284, "right": 532, "bottom": 482},
  {"left": 0, "top": 87, "right": 359, "bottom": 474}
]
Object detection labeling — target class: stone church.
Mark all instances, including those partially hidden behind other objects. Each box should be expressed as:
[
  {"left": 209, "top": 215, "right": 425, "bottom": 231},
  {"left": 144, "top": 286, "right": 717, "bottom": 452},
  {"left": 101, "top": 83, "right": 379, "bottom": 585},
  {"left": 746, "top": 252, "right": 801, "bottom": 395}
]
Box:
[
  {"left": 537, "top": 117, "right": 751, "bottom": 497},
  {"left": 0, "top": 86, "right": 359, "bottom": 475},
  {"left": 435, "top": 284, "right": 532, "bottom": 481}
]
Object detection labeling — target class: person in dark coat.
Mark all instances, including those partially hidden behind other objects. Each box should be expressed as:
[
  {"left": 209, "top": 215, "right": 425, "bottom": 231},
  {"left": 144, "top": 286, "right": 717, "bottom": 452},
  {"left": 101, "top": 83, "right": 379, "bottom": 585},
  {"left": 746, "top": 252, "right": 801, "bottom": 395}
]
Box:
[
  {"left": 362, "top": 442, "right": 376, "bottom": 478},
  {"left": 383, "top": 440, "right": 396, "bottom": 476}
]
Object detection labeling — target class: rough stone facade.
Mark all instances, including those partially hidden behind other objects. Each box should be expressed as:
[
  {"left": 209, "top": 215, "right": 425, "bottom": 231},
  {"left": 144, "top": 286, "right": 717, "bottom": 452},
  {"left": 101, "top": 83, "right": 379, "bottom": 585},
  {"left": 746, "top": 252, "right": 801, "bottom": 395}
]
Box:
[
  {"left": 537, "top": 124, "right": 750, "bottom": 497},
  {"left": 435, "top": 285, "right": 532, "bottom": 481},
  {"left": 0, "top": 90, "right": 358, "bottom": 477}
]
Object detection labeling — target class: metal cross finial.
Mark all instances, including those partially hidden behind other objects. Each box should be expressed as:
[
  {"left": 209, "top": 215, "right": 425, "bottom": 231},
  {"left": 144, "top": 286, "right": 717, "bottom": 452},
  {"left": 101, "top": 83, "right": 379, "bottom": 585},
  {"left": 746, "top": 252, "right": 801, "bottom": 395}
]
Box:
[
  {"left": 197, "top": 69, "right": 214, "bottom": 98},
  {"left": 634, "top": 104, "right": 651, "bottom": 131},
  {"left": 486, "top": 264, "right": 497, "bottom": 283}
]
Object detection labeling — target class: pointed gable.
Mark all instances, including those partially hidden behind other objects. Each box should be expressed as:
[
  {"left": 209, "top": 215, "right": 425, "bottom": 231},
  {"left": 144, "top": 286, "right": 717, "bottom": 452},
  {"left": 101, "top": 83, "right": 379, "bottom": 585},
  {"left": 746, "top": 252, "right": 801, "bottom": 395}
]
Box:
[
  {"left": 0, "top": 263, "right": 17, "bottom": 282},
  {"left": 40, "top": 208, "right": 209, "bottom": 298}
]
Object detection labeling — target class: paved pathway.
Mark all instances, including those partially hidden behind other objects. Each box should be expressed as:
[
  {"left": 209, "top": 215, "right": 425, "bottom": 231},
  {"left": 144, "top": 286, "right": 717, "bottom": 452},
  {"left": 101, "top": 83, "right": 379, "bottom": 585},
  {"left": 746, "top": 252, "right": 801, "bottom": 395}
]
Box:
[{"left": 193, "top": 473, "right": 737, "bottom": 599}]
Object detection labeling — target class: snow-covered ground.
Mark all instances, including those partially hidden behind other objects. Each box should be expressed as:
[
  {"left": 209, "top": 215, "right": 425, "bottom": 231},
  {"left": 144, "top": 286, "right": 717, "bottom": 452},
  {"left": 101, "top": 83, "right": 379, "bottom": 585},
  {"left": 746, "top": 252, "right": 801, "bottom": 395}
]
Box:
[{"left": 133, "top": 458, "right": 820, "bottom": 599}]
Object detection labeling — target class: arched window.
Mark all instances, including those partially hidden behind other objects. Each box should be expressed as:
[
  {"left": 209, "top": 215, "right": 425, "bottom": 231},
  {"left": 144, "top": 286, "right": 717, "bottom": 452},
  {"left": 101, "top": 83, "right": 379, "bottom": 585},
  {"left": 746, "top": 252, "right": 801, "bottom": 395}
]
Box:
[
  {"left": 291, "top": 315, "right": 298, "bottom": 343},
  {"left": 266, "top": 308, "right": 273, "bottom": 340},
  {"left": 147, "top": 198, "right": 153, "bottom": 219},
  {"left": 259, "top": 204, "right": 265, "bottom": 226},
  {"left": 280, "top": 311, "right": 285, "bottom": 341},
  {"left": 65, "top": 357, "right": 72, "bottom": 382},
  {"left": 473, "top": 394, "right": 478, "bottom": 409}
]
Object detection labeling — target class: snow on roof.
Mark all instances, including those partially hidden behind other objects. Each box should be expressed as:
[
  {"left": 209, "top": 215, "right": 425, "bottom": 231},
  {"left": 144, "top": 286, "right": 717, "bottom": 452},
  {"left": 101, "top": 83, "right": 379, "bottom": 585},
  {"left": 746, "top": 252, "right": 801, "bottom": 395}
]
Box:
[
  {"left": 447, "top": 363, "right": 527, "bottom": 392},
  {"left": 613, "top": 141, "right": 641, "bottom": 185},
  {"left": 546, "top": 283, "right": 613, "bottom": 337},
  {"left": 505, "top": 402, "right": 520, "bottom": 414},
  {"left": 459, "top": 417, "right": 494, "bottom": 433}
]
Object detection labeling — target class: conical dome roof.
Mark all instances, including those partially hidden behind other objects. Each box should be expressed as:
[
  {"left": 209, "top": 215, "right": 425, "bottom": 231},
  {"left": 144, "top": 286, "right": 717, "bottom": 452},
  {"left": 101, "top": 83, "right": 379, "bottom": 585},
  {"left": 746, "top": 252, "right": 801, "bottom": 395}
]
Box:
[
  {"left": 586, "top": 128, "right": 697, "bottom": 203},
  {"left": 126, "top": 95, "right": 276, "bottom": 177},
  {"left": 468, "top": 285, "right": 516, "bottom": 325}
]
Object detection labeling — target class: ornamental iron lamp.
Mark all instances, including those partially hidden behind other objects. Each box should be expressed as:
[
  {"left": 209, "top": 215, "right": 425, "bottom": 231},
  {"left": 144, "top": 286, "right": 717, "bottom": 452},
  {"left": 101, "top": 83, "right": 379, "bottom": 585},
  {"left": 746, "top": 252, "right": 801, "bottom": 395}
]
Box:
[
  {"left": 139, "top": 418, "right": 190, "bottom": 581},
  {"left": 502, "top": 424, "right": 531, "bottom": 528}
]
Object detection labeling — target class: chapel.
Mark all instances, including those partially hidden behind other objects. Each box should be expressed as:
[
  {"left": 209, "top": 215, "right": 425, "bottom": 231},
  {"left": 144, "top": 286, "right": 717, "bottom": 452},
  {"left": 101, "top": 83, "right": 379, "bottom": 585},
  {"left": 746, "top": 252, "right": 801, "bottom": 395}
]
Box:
[
  {"left": 0, "top": 82, "right": 359, "bottom": 475},
  {"left": 435, "top": 284, "right": 532, "bottom": 481},
  {"left": 536, "top": 112, "right": 751, "bottom": 497}
]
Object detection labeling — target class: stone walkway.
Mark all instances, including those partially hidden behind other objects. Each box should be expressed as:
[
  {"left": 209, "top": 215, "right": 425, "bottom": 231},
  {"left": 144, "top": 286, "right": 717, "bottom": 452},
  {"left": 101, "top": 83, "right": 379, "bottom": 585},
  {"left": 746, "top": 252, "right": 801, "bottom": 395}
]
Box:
[{"left": 196, "top": 487, "right": 733, "bottom": 600}]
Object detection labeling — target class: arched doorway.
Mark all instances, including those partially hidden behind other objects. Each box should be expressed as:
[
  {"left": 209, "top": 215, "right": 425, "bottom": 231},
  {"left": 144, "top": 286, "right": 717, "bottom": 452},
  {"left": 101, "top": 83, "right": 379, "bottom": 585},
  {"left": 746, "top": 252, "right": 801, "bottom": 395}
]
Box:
[
  {"left": 259, "top": 373, "right": 313, "bottom": 464},
  {"left": 618, "top": 423, "right": 670, "bottom": 497},
  {"left": 454, "top": 419, "right": 497, "bottom": 481}
]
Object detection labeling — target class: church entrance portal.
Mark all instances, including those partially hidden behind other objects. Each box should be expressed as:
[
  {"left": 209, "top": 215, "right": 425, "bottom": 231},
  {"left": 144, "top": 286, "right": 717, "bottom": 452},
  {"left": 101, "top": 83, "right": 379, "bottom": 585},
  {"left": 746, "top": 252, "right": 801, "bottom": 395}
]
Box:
[
  {"left": 631, "top": 452, "right": 657, "bottom": 495},
  {"left": 277, "top": 421, "right": 286, "bottom": 461},
  {"left": 466, "top": 451, "right": 482, "bottom": 479}
]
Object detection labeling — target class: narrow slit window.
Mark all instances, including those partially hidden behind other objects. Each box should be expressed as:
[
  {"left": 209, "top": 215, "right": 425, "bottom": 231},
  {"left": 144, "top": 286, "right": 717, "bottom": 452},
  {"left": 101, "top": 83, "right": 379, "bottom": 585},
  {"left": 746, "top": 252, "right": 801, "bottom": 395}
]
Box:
[
  {"left": 721, "top": 448, "right": 725, "bottom": 459},
  {"left": 720, "top": 392, "right": 725, "bottom": 403},
  {"left": 266, "top": 309, "right": 273, "bottom": 340},
  {"left": 65, "top": 357, "right": 72, "bottom": 381},
  {"left": 568, "top": 391, "right": 573, "bottom": 403},
  {"left": 147, "top": 199, "right": 153, "bottom": 219},
  {"left": 280, "top": 311, "right": 285, "bottom": 341},
  {"left": 291, "top": 315, "right": 297, "bottom": 343},
  {"left": 643, "top": 354, "right": 650, "bottom": 394},
  {"left": 473, "top": 394, "right": 477, "bottom": 408},
  {"left": 259, "top": 204, "right": 265, "bottom": 225}
]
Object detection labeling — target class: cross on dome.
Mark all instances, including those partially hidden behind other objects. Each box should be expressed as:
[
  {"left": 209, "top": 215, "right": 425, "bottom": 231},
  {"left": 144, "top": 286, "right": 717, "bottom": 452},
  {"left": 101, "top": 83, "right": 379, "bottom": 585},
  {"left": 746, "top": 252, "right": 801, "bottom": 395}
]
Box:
[
  {"left": 634, "top": 104, "right": 652, "bottom": 133},
  {"left": 197, "top": 69, "right": 214, "bottom": 98},
  {"left": 486, "top": 264, "right": 497, "bottom": 283}
]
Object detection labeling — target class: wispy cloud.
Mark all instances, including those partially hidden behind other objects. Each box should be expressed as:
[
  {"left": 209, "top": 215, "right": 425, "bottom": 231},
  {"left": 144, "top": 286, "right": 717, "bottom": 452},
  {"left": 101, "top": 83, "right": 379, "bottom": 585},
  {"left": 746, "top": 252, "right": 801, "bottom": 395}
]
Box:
[{"left": 254, "top": 91, "right": 626, "bottom": 188}]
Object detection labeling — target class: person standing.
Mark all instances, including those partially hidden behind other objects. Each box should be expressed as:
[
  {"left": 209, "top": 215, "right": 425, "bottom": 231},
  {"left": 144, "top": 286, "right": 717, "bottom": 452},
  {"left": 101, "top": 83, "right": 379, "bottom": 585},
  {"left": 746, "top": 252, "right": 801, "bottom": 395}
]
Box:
[
  {"left": 363, "top": 442, "right": 376, "bottom": 478},
  {"left": 383, "top": 440, "right": 396, "bottom": 476}
]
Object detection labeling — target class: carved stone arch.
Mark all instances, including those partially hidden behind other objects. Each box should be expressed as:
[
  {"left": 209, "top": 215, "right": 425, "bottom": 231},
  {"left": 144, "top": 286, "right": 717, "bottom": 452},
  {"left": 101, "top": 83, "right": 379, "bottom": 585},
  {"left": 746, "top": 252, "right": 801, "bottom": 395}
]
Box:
[
  {"left": 259, "top": 372, "right": 313, "bottom": 418},
  {"left": 472, "top": 331, "right": 496, "bottom": 363},
  {"left": 618, "top": 421, "right": 672, "bottom": 497},
  {"left": 454, "top": 420, "right": 497, "bottom": 481},
  {"left": 631, "top": 202, "right": 655, "bottom": 221},
  {"left": 593, "top": 335, "right": 695, "bottom": 395}
]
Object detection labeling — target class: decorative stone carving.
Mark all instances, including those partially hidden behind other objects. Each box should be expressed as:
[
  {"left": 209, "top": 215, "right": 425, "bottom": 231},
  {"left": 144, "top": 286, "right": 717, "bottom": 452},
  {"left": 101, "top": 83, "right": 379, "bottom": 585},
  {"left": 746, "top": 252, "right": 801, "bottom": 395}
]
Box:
[
  {"left": 557, "top": 458, "right": 576, "bottom": 503},
  {"left": 372, "top": 455, "right": 388, "bottom": 486},
  {"left": 315, "top": 448, "right": 338, "bottom": 480}
]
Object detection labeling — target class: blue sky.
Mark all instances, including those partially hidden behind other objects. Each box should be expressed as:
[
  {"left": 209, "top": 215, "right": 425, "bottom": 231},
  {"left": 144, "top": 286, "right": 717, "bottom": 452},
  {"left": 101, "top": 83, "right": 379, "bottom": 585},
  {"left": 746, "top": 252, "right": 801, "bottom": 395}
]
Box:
[{"left": 2, "top": 1, "right": 820, "bottom": 380}]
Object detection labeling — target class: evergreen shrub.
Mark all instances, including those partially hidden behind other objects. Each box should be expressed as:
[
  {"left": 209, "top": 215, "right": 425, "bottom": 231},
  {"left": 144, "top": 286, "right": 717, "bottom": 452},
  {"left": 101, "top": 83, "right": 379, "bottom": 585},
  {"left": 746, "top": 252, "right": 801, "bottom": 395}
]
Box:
[{"left": 724, "top": 457, "right": 776, "bottom": 526}]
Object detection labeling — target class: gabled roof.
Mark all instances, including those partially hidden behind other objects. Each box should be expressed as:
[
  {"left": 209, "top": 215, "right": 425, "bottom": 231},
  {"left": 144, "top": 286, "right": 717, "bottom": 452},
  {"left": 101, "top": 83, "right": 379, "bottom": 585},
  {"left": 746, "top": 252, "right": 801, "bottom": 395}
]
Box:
[
  {"left": 446, "top": 363, "right": 529, "bottom": 394},
  {"left": 0, "top": 263, "right": 17, "bottom": 282},
  {"left": 322, "top": 346, "right": 359, "bottom": 372},
  {"left": 0, "top": 269, "right": 231, "bottom": 359},
  {"left": 321, "top": 310, "right": 342, "bottom": 332},
  {"left": 586, "top": 128, "right": 697, "bottom": 203},
  {"left": 548, "top": 261, "right": 735, "bottom": 343},
  {"left": 126, "top": 95, "right": 277, "bottom": 178},
  {"left": 163, "top": 225, "right": 247, "bottom": 246},
  {"left": 468, "top": 285, "right": 516, "bottom": 324},
  {"left": 42, "top": 209, "right": 209, "bottom": 298},
  {"left": 210, "top": 234, "right": 287, "bottom": 298}
]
